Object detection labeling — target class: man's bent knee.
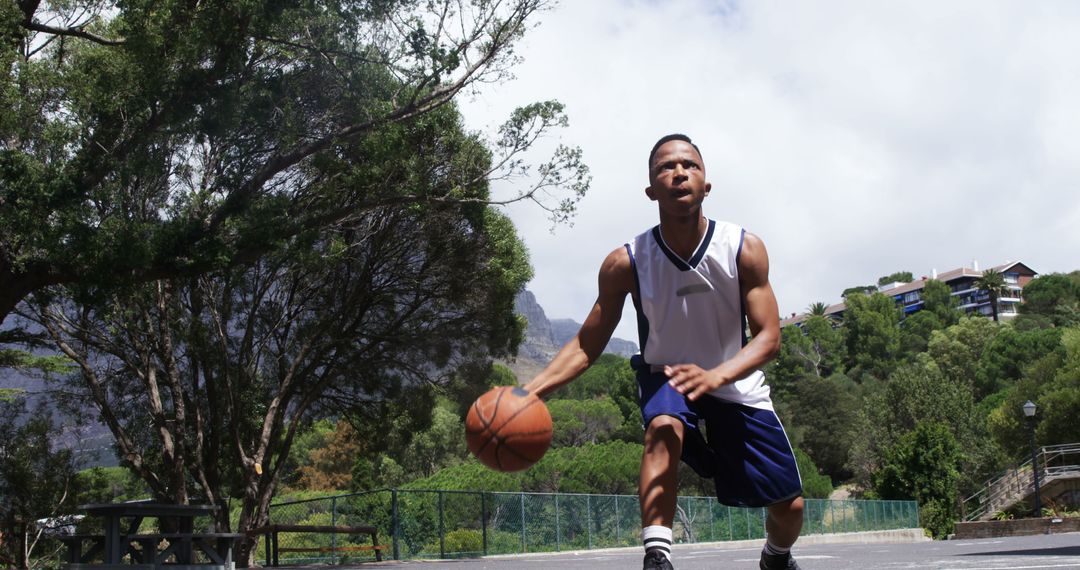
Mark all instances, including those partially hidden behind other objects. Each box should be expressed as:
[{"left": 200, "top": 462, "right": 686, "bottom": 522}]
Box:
[
  {"left": 769, "top": 496, "right": 804, "bottom": 519},
  {"left": 645, "top": 415, "right": 685, "bottom": 442}
]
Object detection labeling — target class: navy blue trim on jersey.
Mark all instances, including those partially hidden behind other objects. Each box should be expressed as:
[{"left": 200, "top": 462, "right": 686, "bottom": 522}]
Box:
[
  {"left": 625, "top": 244, "right": 650, "bottom": 357},
  {"left": 736, "top": 228, "right": 749, "bottom": 347},
  {"left": 651, "top": 219, "right": 716, "bottom": 272},
  {"left": 688, "top": 220, "right": 716, "bottom": 267}
]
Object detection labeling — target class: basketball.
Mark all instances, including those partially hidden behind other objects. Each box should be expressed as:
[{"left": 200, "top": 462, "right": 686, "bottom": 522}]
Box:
[{"left": 465, "top": 386, "right": 552, "bottom": 472}]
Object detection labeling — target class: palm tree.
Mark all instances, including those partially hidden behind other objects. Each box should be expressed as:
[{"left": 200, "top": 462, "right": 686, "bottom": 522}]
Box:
[
  {"left": 807, "top": 302, "right": 829, "bottom": 317},
  {"left": 974, "top": 268, "right": 1008, "bottom": 322}
]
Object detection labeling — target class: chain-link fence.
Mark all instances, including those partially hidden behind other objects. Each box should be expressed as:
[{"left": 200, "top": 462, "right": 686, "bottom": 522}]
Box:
[{"left": 264, "top": 490, "right": 920, "bottom": 564}]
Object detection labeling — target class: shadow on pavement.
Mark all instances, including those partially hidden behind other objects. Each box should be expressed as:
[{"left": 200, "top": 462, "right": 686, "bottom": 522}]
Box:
[{"left": 959, "top": 545, "right": 1080, "bottom": 557}]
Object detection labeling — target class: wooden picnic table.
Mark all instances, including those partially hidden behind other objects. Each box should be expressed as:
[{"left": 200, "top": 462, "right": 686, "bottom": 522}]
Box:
[{"left": 61, "top": 501, "right": 243, "bottom": 570}]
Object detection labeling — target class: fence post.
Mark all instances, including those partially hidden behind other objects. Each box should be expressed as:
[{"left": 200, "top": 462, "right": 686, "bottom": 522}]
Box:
[
  {"left": 331, "top": 496, "right": 338, "bottom": 564},
  {"left": 614, "top": 495, "right": 620, "bottom": 545},
  {"left": 727, "top": 506, "right": 732, "bottom": 541},
  {"left": 391, "top": 489, "right": 400, "bottom": 561},
  {"left": 438, "top": 491, "right": 446, "bottom": 559},
  {"left": 555, "top": 494, "right": 561, "bottom": 552},
  {"left": 520, "top": 493, "right": 527, "bottom": 553},
  {"left": 587, "top": 495, "right": 593, "bottom": 550},
  {"left": 709, "top": 497, "right": 714, "bottom": 542},
  {"left": 481, "top": 492, "right": 488, "bottom": 556}
]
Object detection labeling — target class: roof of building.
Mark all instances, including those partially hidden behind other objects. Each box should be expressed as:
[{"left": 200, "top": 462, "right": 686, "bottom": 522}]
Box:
[{"left": 779, "top": 260, "right": 1037, "bottom": 327}]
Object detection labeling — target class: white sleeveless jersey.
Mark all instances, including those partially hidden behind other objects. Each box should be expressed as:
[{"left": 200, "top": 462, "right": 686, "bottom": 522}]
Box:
[{"left": 625, "top": 219, "right": 773, "bottom": 410}]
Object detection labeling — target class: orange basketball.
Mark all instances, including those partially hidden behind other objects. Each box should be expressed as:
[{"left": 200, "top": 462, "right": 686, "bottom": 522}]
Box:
[{"left": 465, "top": 386, "right": 552, "bottom": 472}]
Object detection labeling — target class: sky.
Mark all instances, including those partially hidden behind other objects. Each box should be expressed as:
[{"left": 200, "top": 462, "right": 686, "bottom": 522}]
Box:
[{"left": 459, "top": 0, "right": 1080, "bottom": 343}]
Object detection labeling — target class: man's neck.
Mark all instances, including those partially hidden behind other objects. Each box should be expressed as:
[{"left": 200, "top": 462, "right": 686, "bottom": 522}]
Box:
[{"left": 657, "top": 213, "right": 709, "bottom": 261}]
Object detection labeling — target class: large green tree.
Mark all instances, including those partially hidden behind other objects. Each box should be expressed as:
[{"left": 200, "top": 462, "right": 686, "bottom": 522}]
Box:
[
  {"left": 1019, "top": 272, "right": 1080, "bottom": 327},
  {"left": 841, "top": 292, "right": 901, "bottom": 380},
  {"left": 987, "top": 327, "right": 1080, "bottom": 458},
  {"left": 24, "top": 105, "right": 545, "bottom": 564},
  {"left": 790, "top": 374, "right": 858, "bottom": 482},
  {"left": 1, "top": 0, "right": 587, "bottom": 327},
  {"left": 872, "top": 421, "right": 962, "bottom": 538},
  {"left": 925, "top": 317, "right": 999, "bottom": 399}
]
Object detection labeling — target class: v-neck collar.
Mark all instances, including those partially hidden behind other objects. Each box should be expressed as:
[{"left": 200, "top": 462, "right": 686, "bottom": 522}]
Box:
[{"left": 651, "top": 219, "right": 715, "bottom": 272}]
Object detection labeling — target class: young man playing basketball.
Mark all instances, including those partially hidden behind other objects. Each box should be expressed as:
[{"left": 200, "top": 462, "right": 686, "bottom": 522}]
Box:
[{"left": 523, "top": 134, "right": 803, "bottom": 570}]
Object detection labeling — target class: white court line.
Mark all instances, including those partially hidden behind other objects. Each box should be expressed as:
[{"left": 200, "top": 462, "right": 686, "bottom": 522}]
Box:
[
  {"left": 941, "top": 565, "right": 1080, "bottom": 570},
  {"left": 734, "top": 555, "right": 835, "bottom": 562}
]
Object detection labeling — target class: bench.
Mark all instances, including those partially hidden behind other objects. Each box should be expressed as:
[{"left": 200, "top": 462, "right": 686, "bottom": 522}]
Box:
[{"left": 246, "top": 524, "right": 388, "bottom": 565}]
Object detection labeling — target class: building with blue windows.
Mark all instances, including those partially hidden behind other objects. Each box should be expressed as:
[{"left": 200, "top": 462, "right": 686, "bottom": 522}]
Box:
[{"left": 781, "top": 261, "right": 1038, "bottom": 327}]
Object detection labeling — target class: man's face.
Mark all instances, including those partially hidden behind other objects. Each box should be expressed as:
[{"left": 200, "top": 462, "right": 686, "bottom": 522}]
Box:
[{"left": 646, "top": 140, "right": 711, "bottom": 215}]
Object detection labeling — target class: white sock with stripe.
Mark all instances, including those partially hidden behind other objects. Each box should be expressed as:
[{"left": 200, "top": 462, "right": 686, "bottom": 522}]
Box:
[
  {"left": 763, "top": 539, "right": 790, "bottom": 556},
  {"left": 642, "top": 525, "right": 673, "bottom": 561}
]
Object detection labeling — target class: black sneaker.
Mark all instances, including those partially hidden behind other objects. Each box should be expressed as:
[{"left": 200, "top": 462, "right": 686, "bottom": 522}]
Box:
[
  {"left": 760, "top": 551, "right": 801, "bottom": 570},
  {"left": 643, "top": 550, "right": 674, "bottom": 570}
]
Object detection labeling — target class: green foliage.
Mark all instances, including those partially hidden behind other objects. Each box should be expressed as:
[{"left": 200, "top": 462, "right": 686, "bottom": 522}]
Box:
[
  {"left": 547, "top": 398, "right": 623, "bottom": 447},
  {"left": 76, "top": 466, "right": 149, "bottom": 504},
  {"left": 842, "top": 292, "right": 901, "bottom": 380},
  {"left": 986, "top": 327, "right": 1080, "bottom": 458},
  {"left": 549, "top": 354, "right": 640, "bottom": 442},
  {"left": 921, "top": 279, "right": 961, "bottom": 327},
  {"left": 530, "top": 441, "right": 643, "bottom": 495},
  {"left": 24, "top": 104, "right": 543, "bottom": 544},
  {"left": 918, "top": 500, "right": 956, "bottom": 540},
  {"left": 878, "top": 271, "right": 913, "bottom": 286},
  {"left": 872, "top": 422, "right": 960, "bottom": 538},
  {"left": 974, "top": 269, "right": 1009, "bottom": 322},
  {"left": 926, "top": 317, "right": 1000, "bottom": 399},
  {"left": 794, "top": 448, "right": 833, "bottom": 499},
  {"left": 0, "top": 350, "right": 72, "bottom": 374},
  {"left": 406, "top": 441, "right": 645, "bottom": 496},
  {"left": 790, "top": 374, "right": 858, "bottom": 482},
  {"left": 0, "top": 398, "right": 78, "bottom": 568},
  {"left": 0, "top": 0, "right": 584, "bottom": 328},
  {"left": 405, "top": 459, "right": 522, "bottom": 493},
  {"left": 1019, "top": 272, "right": 1080, "bottom": 327},
  {"left": 767, "top": 325, "right": 814, "bottom": 401},
  {"left": 899, "top": 310, "right": 944, "bottom": 357},
  {"left": 851, "top": 355, "right": 995, "bottom": 496},
  {"left": 841, "top": 285, "right": 877, "bottom": 298},
  {"left": 279, "top": 420, "right": 335, "bottom": 490},
  {"left": 978, "top": 326, "right": 1063, "bottom": 397},
  {"left": 424, "top": 529, "right": 484, "bottom": 557}
]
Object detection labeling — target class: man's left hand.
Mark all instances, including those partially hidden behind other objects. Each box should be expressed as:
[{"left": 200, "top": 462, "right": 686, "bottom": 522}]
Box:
[{"left": 664, "top": 364, "right": 730, "bottom": 401}]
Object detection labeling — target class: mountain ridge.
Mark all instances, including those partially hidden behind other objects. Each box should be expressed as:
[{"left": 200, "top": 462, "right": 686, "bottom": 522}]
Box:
[{"left": 504, "top": 290, "right": 638, "bottom": 381}]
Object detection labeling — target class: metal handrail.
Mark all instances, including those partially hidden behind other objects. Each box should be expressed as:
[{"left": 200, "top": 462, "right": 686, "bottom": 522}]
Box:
[{"left": 962, "top": 443, "right": 1080, "bottom": 521}]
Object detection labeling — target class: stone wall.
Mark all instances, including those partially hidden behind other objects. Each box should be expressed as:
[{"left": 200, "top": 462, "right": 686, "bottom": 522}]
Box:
[{"left": 954, "top": 517, "right": 1080, "bottom": 539}]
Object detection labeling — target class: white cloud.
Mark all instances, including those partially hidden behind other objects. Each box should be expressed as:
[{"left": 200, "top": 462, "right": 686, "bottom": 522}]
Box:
[{"left": 461, "top": 0, "right": 1080, "bottom": 343}]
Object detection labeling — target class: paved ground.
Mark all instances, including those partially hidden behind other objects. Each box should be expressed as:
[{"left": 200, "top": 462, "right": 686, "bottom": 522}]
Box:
[{"left": 323, "top": 532, "right": 1080, "bottom": 569}]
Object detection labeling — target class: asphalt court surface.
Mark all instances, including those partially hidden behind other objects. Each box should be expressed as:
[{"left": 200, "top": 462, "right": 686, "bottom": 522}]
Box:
[{"left": 332, "top": 532, "right": 1080, "bottom": 569}]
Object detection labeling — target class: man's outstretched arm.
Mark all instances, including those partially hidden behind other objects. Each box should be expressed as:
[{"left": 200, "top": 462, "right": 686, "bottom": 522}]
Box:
[
  {"left": 665, "top": 231, "right": 782, "bottom": 401},
  {"left": 523, "top": 246, "right": 634, "bottom": 398}
]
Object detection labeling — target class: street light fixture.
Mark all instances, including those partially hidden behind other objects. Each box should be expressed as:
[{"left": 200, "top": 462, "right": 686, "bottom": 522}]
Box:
[{"left": 1023, "top": 400, "right": 1042, "bottom": 518}]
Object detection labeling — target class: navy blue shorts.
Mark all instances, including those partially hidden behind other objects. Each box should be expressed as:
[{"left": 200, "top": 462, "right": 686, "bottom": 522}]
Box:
[{"left": 635, "top": 358, "right": 803, "bottom": 508}]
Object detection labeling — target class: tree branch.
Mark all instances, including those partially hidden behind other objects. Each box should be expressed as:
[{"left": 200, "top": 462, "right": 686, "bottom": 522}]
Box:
[{"left": 21, "top": 21, "right": 124, "bottom": 46}]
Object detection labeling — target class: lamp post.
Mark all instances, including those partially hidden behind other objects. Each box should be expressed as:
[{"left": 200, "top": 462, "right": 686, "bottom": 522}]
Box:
[{"left": 1023, "top": 400, "right": 1042, "bottom": 518}]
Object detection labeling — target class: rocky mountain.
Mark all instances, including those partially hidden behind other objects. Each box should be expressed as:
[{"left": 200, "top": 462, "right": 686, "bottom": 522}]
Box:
[{"left": 504, "top": 291, "right": 638, "bottom": 381}]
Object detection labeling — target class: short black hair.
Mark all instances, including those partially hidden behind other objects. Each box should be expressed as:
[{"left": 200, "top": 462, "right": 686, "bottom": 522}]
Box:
[{"left": 648, "top": 133, "right": 703, "bottom": 171}]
